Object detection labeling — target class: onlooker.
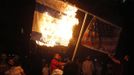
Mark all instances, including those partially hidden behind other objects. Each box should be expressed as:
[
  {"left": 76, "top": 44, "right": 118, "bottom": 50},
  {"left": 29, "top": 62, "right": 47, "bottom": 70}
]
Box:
[
  {"left": 94, "top": 59, "right": 102, "bottom": 75},
  {"left": 42, "top": 63, "right": 49, "bottom": 75},
  {"left": 0, "top": 53, "right": 8, "bottom": 75},
  {"left": 82, "top": 56, "right": 94, "bottom": 75},
  {"left": 5, "top": 58, "right": 25, "bottom": 75},
  {"left": 50, "top": 53, "right": 65, "bottom": 75}
]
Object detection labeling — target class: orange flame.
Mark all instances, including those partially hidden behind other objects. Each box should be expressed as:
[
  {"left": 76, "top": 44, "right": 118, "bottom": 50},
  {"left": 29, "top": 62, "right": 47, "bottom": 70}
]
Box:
[{"left": 36, "top": 3, "right": 79, "bottom": 47}]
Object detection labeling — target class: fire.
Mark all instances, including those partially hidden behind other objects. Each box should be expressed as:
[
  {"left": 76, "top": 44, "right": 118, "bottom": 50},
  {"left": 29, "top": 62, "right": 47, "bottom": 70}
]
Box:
[{"left": 36, "top": 4, "right": 79, "bottom": 47}]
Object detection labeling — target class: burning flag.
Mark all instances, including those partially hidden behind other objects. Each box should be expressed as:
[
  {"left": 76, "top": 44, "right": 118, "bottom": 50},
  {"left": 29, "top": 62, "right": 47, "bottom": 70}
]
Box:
[{"left": 31, "top": 0, "right": 79, "bottom": 47}]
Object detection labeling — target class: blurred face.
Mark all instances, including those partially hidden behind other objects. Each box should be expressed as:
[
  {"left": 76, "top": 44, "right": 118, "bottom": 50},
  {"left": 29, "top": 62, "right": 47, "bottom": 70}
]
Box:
[
  {"left": 124, "top": 55, "right": 129, "bottom": 61},
  {"left": 8, "top": 59, "right": 14, "bottom": 65},
  {"left": 55, "top": 54, "right": 61, "bottom": 59}
]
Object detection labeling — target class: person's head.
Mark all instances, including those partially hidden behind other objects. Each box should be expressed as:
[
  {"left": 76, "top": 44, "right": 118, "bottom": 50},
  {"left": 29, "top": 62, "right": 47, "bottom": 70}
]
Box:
[
  {"left": 54, "top": 53, "right": 61, "bottom": 60},
  {"left": 43, "top": 63, "right": 48, "bottom": 68},
  {"left": 8, "top": 58, "right": 15, "bottom": 66},
  {"left": 8, "top": 57, "right": 19, "bottom": 66},
  {"left": 124, "top": 55, "right": 129, "bottom": 61}
]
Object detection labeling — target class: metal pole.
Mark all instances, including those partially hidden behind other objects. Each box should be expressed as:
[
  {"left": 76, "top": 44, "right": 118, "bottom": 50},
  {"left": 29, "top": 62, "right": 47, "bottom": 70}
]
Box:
[
  {"left": 44, "top": 0, "right": 121, "bottom": 29},
  {"left": 71, "top": 13, "right": 88, "bottom": 61}
]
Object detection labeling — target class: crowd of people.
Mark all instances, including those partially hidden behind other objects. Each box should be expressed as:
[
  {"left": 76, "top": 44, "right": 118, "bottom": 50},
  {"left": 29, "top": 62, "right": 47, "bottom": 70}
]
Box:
[
  {"left": 0, "top": 53, "right": 25, "bottom": 75},
  {"left": 0, "top": 53, "right": 129, "bottom": 75}
]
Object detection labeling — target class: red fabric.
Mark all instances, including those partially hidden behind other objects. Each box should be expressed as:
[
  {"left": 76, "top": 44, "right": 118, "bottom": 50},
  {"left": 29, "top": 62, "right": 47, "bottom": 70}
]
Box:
[{"left": 50, "top": 58, "right": 61, "bottom": 72}]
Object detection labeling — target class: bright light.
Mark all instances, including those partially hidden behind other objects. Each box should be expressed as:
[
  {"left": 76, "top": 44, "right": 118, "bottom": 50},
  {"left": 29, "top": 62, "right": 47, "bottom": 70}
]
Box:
[{"left": 35, "top": 2, "right": 79, "bottom": 47}]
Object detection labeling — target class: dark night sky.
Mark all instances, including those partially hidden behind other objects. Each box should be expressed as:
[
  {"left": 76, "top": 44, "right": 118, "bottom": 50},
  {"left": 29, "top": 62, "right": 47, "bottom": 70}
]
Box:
[{"left": 0, "top": 0, "right": 133, "bottom": 60}]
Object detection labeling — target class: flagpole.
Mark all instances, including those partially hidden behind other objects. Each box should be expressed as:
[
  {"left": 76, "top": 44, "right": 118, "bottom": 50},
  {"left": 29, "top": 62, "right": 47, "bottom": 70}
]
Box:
[{"left": 71, "top": 13, "right": 88, "bottom": 61}]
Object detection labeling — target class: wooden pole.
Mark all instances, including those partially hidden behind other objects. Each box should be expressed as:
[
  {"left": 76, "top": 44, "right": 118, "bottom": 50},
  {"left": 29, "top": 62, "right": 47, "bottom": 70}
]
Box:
[{"left": 71, "top": 13, "right": 88, "bottom": 61}]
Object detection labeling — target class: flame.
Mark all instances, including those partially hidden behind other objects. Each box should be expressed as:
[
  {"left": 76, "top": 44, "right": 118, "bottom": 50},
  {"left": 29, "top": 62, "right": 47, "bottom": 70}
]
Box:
[{"left": 36, "top": 4, "right": 79, "bottom": 47}]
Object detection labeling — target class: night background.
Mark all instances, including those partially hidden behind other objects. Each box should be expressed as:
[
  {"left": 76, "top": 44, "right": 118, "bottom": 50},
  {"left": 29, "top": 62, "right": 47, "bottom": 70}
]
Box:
[{"left": 0, "top": 0, "right": 133, "bottom": 75}]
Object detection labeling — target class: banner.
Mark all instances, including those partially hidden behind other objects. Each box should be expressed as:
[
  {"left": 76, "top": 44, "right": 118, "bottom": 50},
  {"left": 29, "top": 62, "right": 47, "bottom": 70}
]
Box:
[{"left": 81, "top": 17, "right": 121, "bottom": 54}]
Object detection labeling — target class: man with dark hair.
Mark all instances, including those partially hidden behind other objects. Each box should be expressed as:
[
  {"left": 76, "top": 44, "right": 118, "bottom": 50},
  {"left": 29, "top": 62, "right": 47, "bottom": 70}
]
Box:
[{"left": 50, "top": 53, "right": 65, "bottom": 74}]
